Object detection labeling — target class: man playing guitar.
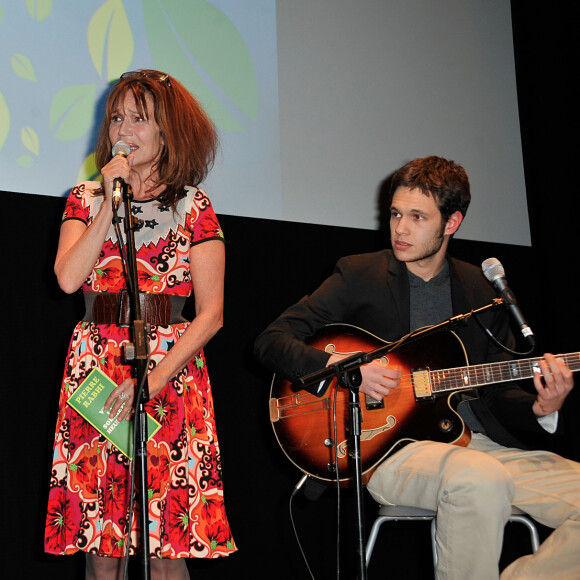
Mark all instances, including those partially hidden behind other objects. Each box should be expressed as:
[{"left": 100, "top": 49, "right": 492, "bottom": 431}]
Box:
[{"left": 255, "top": 156, "right": 580, "bottom": 580}]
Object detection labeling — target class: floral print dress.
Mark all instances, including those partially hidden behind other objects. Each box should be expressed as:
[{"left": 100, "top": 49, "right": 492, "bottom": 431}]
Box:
[{"left": 44, "top": 183, "right": 236, "bottom": 559}]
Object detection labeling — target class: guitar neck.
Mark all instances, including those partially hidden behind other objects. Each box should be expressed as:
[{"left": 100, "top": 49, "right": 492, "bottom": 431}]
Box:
[{"left": 429, "top": 352, "right": 580, "bottom": 394}]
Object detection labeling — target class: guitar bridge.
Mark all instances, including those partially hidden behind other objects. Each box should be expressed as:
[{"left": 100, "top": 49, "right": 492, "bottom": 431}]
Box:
[
  {"left": 269, "top": 395, "right": 331, "bottom": 423},
  {"left": 412, "top": 367, "right": 434, "bottom": 401}
]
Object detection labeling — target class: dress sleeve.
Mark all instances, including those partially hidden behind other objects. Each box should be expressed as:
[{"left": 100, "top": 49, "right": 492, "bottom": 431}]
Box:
[
  {"left": 61, "top": 183, "right": 93, "bottom": 225},
  {"left": 186, "top": 188, "right": 225, "bottom": 245}
]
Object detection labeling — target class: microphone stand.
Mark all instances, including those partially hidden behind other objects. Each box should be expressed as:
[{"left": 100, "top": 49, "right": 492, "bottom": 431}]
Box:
[
  {"left": 296, "top": 299, "right": 505, "bottom": 579},
  {"left": 120, "top": 184, "right": 151, "bottom": 580}
]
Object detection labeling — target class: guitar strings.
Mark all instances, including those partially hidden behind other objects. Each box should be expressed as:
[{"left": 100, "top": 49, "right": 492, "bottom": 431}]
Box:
[{"left": 278, "top": 352, "right": 580, "bottom": 412}]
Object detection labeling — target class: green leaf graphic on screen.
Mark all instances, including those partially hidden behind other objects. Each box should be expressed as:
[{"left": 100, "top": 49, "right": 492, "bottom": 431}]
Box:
[
  {"left": 50, "top": 85, "right": 97, "bottom": 141},
  {"left": 0, "top": 91, "right": 9, "bottom": 151},
  {"left": 21, "top": 126, "right": 40, "bottom": 155},
  {"left": 142, "top": 0, "right": 259, "bottom": 132},
  {"left": 77, "top": 153, "right": 101, "bottom": 184},
  {"left": 11, "top": 54, "right": 37, "bottom": 82},
  {"left": 88, "top": 0, "right": 134, "bottom": 81},
  {"left": 18, "top": 155, "right": 34, "bottom": 168},
  {"left": 26, "top": 0, "right": 53, "bottom": 21}
]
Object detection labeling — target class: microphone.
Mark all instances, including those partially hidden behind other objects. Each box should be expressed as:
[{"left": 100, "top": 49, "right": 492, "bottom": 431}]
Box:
[
  {"left": 482, "top": 257, "right": 535, "bottom": 345},
  {"left": 111, "top": 141, "right": 131, "bottom": 210}
]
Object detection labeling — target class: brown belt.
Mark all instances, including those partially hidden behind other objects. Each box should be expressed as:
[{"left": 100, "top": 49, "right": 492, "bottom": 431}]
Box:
[{"left": 82, "top": 292, "right": 187, "bottom": 326}]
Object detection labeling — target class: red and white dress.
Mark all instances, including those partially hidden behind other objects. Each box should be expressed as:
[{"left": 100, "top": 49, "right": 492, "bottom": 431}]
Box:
[{"left": 44, "top": 182, "right": 237, "bottom": 559}]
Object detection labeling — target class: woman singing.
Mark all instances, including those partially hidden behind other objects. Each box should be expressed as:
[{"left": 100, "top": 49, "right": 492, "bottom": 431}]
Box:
[{"left": 45, "top": 70, "right": 236, "bottom": 579}]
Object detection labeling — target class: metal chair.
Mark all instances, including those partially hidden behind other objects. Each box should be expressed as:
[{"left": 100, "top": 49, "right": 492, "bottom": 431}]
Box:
[{"left": 365, "top": 504, "right": 540, "bottom": 569}]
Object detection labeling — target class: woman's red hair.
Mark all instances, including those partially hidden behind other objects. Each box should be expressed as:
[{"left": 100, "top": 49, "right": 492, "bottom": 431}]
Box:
[{"left": 94, "top": 70, "right": 218, "bottom": 209}]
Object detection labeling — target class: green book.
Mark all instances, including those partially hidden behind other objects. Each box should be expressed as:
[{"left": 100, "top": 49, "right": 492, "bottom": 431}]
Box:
[{"left": 67, "top": 367, "right": 161, "bottom": 460}]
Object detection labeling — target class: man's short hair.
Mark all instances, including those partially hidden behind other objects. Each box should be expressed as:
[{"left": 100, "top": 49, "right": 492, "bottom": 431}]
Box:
[{"left": 389, "top": 156, "right": 471, "bottom": 223}]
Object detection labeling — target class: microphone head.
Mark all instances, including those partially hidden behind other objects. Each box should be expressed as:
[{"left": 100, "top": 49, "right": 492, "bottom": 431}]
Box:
[
  {"left": 481, "top": 257, "right": 505, "bottom": 283},
  {"left": 112, "top": 140, "right": 131, "bottom": 157}
]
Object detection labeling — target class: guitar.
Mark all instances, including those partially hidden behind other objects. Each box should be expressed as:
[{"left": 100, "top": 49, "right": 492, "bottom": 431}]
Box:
[{"left": 269, "top": 324, "right": 580, "bottom": 486}]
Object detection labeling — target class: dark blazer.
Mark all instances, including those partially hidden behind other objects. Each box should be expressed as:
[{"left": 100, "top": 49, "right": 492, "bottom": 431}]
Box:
[{"left": 254, "top": 250, "right": 556, "bottom": 449}]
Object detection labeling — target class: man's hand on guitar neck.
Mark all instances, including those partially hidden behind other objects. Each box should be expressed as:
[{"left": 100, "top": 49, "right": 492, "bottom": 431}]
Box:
[
  {"left": 532, "top": 353, "right": 574, "bottom": 417},
  {"left": 326, "top": 353, "right": 402, "bottom": 402}
]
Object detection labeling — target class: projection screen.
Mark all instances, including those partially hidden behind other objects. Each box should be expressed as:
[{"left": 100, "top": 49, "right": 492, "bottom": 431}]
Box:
[{"left": 0, "top": 0, "right": 530, "bottom": 246}]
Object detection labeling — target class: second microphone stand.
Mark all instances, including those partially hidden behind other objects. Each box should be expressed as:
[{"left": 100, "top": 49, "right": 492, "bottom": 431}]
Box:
[{"left": 297, "top": 300, "right": 504, "bottom": 579}]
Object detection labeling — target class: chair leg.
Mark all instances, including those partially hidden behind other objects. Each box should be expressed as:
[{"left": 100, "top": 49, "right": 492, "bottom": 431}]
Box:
[
  {"left": 366, "top": 511, "right": 539, "bottom": 574},
  {"left": 430, "top": 518, "right": 438, "bottom": 569},
  {"left": 365, "top": 516, "right": 388, "bottom": 564},
  {"left": 429, "top": 515, "right": 539, "bottom": 569},
  {"left": 508, "top": 515, "right": 541, "bottom": 553}
]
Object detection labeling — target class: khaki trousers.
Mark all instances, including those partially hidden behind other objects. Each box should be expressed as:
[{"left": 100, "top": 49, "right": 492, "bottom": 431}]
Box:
[{"left": 366, "top": 433, "right": 580, "bottom": 580}]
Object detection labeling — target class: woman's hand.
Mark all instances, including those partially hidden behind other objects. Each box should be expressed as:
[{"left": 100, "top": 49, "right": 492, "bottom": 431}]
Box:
[
  {"left": 100, "top": 152, "right": 133, "bottom": 202},
  {"left": 54, "top": 153, "right": 136, "bottom": 294},
  {"left": 103, "top": 369, "right": 172, "bottom": 422},
  {"left": 146, "top": 368, "right": 171, "bottom": 400},
  {"left": 104, "top": 378, "right": 136, "bottom": 422}
]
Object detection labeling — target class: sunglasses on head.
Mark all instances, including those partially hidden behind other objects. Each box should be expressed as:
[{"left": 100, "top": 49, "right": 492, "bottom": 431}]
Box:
[{"left": 120, "top": 70, "right": 172, "bottom": 88}]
